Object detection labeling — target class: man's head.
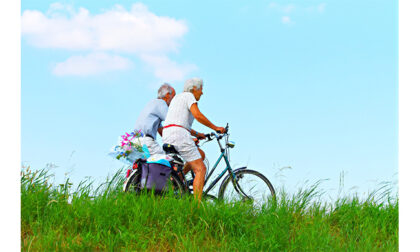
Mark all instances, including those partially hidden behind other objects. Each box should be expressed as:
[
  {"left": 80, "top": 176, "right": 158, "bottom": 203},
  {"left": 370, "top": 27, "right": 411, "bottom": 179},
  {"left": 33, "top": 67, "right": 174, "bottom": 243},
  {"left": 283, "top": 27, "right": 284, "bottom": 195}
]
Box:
[
  {"left": 158, "top": 83, "right": 176, "bottom": 105},
  {"left": 184, "top": 78, "right": 203, "bottom": 101}
]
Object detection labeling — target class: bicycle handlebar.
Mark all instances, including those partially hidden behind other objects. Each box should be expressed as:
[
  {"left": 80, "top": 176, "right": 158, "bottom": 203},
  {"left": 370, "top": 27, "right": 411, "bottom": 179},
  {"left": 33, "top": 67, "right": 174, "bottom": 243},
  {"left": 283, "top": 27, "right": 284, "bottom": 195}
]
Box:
[
  {"left": 215, "top": 123, "right": 229, "bottom": 134},
  {"left": 204, "top": 123, "right": 229, "bottom": 141},
  {"left": 204, "top": 133, "right": 212, "bottom": 141}
]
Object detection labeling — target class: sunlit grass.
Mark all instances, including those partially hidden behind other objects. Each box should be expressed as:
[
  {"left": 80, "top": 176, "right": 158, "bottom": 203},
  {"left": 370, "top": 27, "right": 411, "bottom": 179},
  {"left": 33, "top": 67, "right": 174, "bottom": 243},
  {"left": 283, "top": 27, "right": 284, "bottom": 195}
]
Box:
[{"left": 21, "top": 167, "right": 398, "bottom": 251}]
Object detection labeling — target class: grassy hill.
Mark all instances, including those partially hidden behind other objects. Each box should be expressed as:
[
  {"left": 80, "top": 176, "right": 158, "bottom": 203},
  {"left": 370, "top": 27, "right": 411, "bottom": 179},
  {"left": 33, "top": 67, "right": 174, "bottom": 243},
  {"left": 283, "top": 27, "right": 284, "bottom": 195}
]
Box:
[{"left": 21, "top": 167, "right": 398, "bottom": 251}]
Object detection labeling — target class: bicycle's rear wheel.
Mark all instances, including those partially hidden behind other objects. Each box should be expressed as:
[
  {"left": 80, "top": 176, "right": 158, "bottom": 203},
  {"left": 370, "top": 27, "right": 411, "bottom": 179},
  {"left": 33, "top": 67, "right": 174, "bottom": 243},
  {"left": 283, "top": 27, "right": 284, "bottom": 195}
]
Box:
[
  {"left": 123, "top": 170, "right": 186, "bottom": 197},
  {"left": 167, "top": 171, "right": 187, "bottom": 198},
  {"left": 218, "top": 169, "right": 276, "bottom": 207},
  {"left": 123, "top": 170, "right": 142, "bottom": 193}
]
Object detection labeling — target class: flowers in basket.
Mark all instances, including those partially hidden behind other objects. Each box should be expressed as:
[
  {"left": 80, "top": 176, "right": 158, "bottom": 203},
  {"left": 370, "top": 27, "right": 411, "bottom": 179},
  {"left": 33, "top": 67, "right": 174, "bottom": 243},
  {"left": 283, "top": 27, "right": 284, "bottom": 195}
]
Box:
[
  {"left": 117, "top": 130, "right": 143, "bottom": 159},
  {"left": 109, "top": 130, "right": 150, "bottom": 164}
]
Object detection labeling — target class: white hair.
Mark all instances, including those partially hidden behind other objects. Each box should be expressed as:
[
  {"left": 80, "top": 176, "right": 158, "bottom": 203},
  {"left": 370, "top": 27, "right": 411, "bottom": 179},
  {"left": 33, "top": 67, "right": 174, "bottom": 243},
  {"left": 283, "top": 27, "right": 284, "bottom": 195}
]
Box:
[
  {"left": 183, "top": 78, "right": 203, "bottom": 92},
  {"left": 157, "top": 83, "right": 173, "bottom": 98}
]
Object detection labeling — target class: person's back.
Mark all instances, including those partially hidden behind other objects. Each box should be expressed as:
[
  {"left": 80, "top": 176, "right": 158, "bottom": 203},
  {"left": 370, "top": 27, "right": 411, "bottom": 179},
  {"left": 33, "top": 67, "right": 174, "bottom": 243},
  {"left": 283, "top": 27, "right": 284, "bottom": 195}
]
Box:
[
  {"left": 133, "top": 83, "right": 175, "bottom": 156},
  {"left": 134, "top": 98, "right": 168, "bottom": 140},
  {"left": 162, "top": 91, "right": 198, "bottom": 159},
  {"left": 164, "top": 92, "right": 197, "bottom": 130}
]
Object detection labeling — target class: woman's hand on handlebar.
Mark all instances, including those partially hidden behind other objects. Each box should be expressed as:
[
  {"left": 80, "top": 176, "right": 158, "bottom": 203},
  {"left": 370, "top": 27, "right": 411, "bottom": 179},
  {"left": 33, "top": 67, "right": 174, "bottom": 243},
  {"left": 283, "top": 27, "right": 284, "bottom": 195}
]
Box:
[
  {"left": 204, "top": 124, "right": 228, "bottom": 140},
  {"left": 214, "top": 126, "right": 226, "bottom": 134}
]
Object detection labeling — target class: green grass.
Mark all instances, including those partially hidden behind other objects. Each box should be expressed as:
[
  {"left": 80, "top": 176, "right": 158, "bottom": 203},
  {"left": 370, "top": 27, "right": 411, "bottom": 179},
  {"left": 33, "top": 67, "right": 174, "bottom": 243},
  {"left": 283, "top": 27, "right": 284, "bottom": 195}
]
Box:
[{"left": 21, "top": 167, "right": 398, "bottom": 251}]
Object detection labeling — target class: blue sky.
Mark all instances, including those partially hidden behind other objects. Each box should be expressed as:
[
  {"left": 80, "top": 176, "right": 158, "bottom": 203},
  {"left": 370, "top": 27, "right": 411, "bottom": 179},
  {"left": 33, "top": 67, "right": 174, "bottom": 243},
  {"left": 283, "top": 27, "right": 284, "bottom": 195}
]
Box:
[{"left": 20, "top": 0, "right": 398, "bottom": 197}]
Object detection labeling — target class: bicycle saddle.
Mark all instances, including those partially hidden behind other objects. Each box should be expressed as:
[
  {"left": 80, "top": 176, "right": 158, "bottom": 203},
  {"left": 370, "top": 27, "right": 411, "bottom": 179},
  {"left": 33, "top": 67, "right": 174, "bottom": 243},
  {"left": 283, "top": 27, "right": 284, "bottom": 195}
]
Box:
[{"left": 163, "top": 144, "right": 179, "bottom": 154}]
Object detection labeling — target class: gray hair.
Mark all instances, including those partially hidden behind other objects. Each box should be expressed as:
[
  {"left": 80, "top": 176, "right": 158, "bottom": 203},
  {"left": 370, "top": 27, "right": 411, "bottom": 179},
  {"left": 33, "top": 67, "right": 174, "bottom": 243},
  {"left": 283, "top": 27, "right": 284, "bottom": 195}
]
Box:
[
  {"left": 183, "top": 78, "right": 203, "bottom": 92},
  {"left": 157, "top": 83, "right": 173, "bottom": 98}
]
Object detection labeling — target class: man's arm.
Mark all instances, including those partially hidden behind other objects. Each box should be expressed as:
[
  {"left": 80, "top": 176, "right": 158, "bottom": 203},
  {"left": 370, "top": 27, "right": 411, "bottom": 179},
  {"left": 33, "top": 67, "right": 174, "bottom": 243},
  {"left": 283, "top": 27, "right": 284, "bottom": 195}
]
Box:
[{"left": 190, "top": 103, "right": 225, "bottom": 133}]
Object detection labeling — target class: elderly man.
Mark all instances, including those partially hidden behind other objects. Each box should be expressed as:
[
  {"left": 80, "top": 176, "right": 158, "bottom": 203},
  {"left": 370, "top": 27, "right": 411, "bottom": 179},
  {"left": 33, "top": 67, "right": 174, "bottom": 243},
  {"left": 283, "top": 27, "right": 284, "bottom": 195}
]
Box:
[
  {"left": 162, "top": 78, "right": 225, "bottom": 200},
  {"left": 134, "top": 83, "right": 176, "bottom": 155}
]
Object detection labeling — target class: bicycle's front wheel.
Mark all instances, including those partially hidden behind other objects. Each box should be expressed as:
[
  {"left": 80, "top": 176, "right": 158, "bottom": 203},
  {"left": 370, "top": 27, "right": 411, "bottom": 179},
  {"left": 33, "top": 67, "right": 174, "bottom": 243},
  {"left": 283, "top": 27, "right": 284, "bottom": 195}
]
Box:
[{"left": 218, "top": 169, "right": 276, "bottom": 207}]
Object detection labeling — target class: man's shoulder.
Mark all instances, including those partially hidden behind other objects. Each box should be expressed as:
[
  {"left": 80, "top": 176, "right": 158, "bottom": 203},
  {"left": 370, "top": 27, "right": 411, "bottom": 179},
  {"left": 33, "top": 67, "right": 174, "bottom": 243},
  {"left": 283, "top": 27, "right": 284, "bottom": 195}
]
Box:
[
  {"left": 140, "top": 99, "right": 165, "bottom": 113},
  {"left": 152, "top": 99, "right": 168, "bottom": 110},
  {"left": 170, "top": 93, "right": 196, "bottom": 110},
  {"left": 148, "top": 98, "right": 166, "bottom": 106},
  {"left": 177, "top": 92, "right": 195, "bottom": 101}
]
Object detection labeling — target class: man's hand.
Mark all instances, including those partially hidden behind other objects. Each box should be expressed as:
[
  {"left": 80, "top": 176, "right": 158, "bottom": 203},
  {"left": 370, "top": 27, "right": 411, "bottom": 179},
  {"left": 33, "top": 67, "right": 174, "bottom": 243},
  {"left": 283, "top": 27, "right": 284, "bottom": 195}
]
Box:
[{"left": 214, "top": 127, "right": 226, "bottom": 134}]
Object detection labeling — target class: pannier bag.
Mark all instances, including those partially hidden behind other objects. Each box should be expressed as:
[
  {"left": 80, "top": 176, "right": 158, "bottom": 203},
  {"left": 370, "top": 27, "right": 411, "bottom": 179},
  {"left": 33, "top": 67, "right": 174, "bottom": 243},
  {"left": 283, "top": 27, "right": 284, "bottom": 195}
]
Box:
[{"left": 140, "top": 162, "right": 172, "bottom": 193}]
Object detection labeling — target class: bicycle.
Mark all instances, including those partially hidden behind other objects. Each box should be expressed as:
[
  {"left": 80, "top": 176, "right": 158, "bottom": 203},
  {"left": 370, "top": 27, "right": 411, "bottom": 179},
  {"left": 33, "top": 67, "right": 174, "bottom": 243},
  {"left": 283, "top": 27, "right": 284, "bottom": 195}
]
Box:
[{"left": 124, "top": 124, "right": 276, "bottom": 206}]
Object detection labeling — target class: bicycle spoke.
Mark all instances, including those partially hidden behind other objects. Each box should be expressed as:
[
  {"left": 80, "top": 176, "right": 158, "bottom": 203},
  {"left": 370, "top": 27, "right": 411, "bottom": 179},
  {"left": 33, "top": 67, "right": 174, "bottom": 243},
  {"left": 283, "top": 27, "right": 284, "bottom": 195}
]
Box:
[{"left": 220, "top": 169, "right": 275, "bottom": 207}]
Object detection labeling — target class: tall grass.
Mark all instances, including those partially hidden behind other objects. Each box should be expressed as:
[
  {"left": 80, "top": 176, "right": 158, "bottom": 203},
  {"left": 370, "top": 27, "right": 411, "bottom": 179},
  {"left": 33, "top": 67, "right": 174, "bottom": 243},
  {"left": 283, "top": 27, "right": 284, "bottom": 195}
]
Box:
[{"left": 21, "top": 167, "right": 398, "bottom": 251}]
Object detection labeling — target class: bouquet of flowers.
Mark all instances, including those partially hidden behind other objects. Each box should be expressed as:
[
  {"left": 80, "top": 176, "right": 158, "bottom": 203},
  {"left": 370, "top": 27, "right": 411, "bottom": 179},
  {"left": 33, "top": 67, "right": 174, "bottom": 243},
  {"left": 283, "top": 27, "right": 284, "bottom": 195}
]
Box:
[{"left": 109, "top": 130, "right": 150, "bottom": 164}]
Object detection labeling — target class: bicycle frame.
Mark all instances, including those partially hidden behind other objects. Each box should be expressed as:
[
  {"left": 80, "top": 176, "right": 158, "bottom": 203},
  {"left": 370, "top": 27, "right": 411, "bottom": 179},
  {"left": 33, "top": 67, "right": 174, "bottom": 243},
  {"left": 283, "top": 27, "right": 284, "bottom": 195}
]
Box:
[
  {"left": 167, "top": 125, "right": 251, "bottom": 198},
  {"left": 191, "top": 130, "right": 244, "bottom": 197},
  {"left": 202, "top": 147, "right": 236, "bottom": 196}
]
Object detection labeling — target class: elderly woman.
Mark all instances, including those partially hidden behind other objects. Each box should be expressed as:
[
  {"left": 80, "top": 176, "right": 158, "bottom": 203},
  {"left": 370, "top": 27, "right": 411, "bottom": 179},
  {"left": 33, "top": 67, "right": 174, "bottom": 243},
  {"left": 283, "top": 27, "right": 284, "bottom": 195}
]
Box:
[{"left": 162, "top": 78, "right": 225, "bottom": 201}]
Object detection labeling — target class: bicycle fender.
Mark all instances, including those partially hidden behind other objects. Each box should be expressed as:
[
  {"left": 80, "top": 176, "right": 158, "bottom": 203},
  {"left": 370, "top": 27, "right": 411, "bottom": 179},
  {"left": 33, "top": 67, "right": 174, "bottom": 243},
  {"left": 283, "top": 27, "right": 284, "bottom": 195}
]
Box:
[
  {"left": 217, "top": 166, "right": 247, "bottom": 197},
  {"left": 233, "top": 166, "right": 247, "bottom": 172}
]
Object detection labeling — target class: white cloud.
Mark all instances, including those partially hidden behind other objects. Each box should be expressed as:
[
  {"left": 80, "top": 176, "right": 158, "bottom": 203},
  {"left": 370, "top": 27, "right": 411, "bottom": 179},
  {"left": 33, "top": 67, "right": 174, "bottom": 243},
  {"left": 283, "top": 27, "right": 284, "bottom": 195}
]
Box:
[
  {"left": 53, "top": 52, "right": 132, "bottom": 76},
  {"left": 21, "top": 3, "right": 187, "bottom": 53},
  {"left": 22, "top": 3, "right": 196, "bottom": 80},
  {"left": 46, "top": 2, "right": 77, "bottom": 17}
]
